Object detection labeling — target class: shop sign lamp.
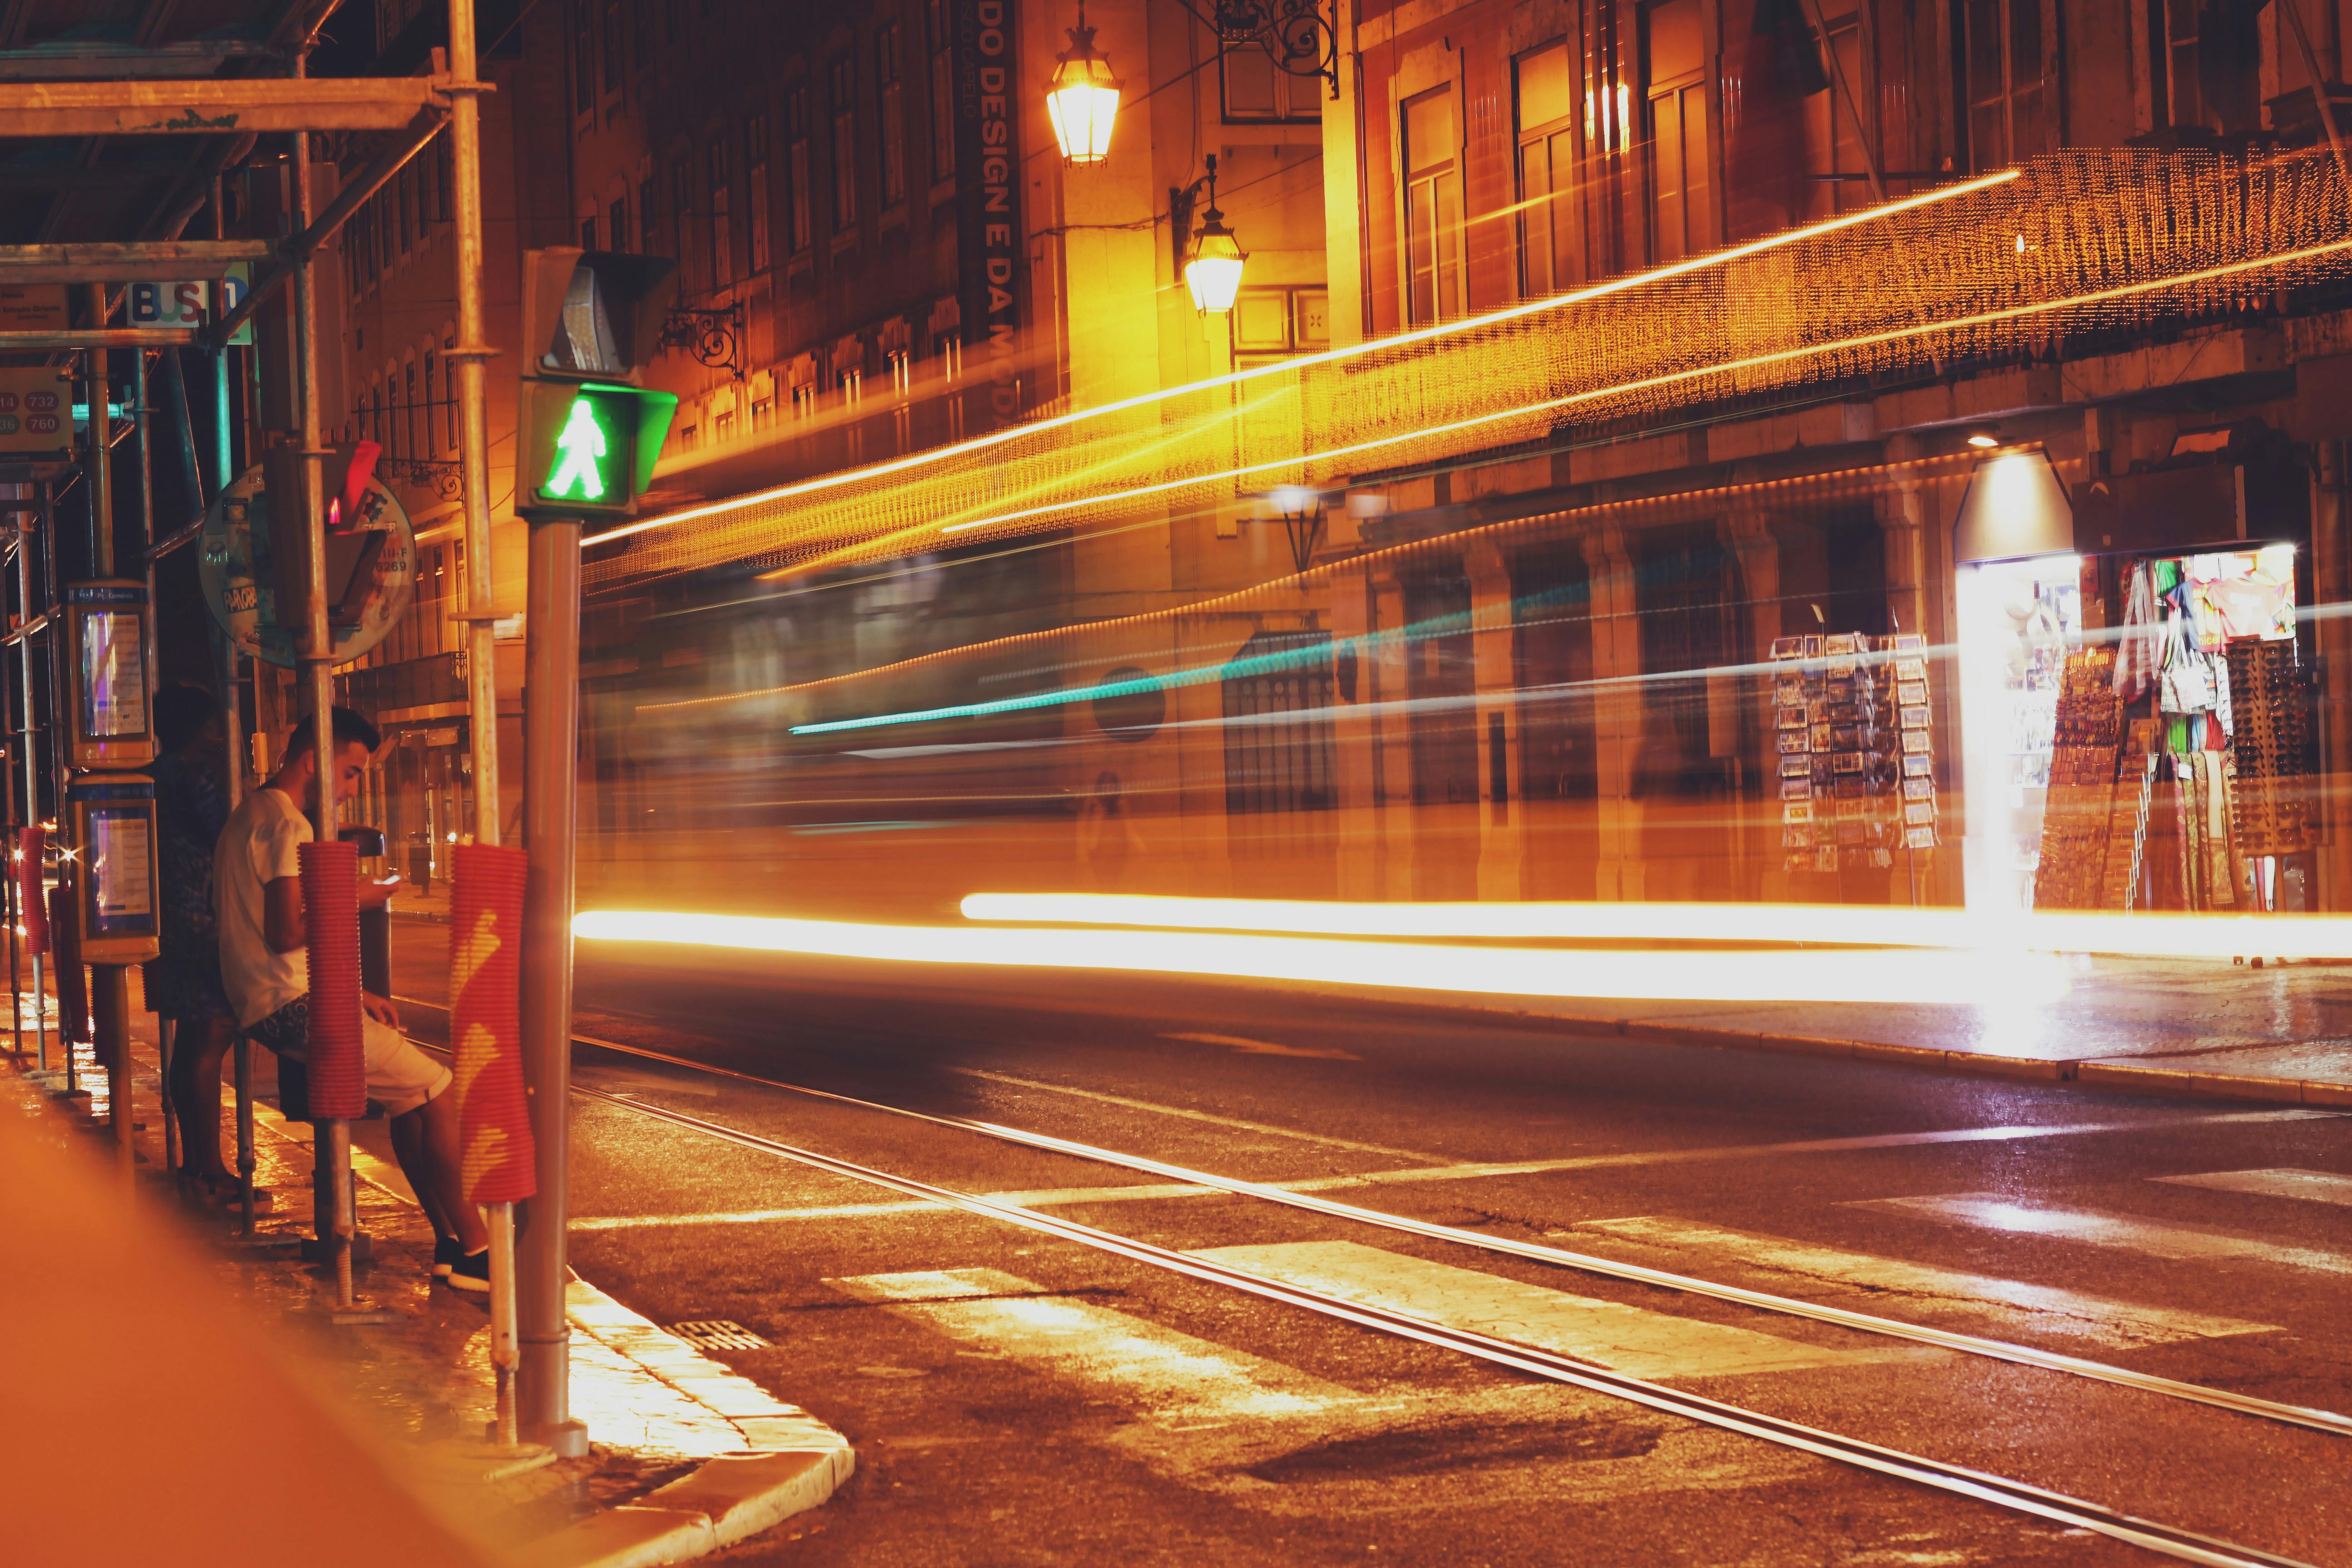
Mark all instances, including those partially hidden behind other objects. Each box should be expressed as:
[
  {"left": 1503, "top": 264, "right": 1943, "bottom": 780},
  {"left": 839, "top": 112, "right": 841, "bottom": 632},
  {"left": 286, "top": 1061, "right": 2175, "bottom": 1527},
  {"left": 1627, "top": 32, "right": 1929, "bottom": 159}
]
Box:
[
  {"left": 1046, "top": 1, "right": 1122, "bottom": 165},
  {"left": 1183, "top": 154, "right": 1247, "bottom": 314}
]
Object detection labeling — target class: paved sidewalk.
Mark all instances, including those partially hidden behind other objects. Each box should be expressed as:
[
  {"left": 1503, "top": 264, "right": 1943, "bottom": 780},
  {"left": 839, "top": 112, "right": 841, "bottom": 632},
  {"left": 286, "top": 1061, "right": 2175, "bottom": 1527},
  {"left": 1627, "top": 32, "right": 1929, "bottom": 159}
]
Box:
[{"left": 4, "top": 1003, "right": 852, "bottom": 1567}]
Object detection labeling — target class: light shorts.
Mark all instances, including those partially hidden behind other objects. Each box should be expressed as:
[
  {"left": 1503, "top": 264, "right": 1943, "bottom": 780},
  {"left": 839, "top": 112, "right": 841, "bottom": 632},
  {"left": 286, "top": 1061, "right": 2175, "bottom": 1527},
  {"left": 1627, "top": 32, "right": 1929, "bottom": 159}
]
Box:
[{"left": 245, "top": 995, "right": 453, "bottom": 1117}]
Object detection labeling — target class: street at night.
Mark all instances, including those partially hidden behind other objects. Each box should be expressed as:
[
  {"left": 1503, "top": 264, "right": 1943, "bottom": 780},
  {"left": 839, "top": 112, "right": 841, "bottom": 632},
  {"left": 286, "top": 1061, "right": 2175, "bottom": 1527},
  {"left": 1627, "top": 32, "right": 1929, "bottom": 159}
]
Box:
[{"left": 8, "top": 0, "right": 2352, "bottom": 1565}]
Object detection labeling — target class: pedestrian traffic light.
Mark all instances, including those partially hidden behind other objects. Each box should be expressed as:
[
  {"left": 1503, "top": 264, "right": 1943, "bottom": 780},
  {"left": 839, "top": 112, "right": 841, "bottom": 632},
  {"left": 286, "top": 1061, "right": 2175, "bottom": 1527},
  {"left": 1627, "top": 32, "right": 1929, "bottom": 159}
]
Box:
[{"left": 516, "top": 248, "right": 680, "bottom": 523}]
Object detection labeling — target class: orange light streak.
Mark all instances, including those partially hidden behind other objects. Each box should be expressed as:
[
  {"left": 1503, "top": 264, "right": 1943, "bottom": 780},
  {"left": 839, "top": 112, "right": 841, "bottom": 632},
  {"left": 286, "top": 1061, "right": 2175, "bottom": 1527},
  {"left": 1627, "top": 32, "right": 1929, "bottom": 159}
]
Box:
[
  {"left": 581, "top": 170, "right": 2020, "bottom": 548},
  {"left": 918, "top": 234, "right": 2352, "bottom": 544}
]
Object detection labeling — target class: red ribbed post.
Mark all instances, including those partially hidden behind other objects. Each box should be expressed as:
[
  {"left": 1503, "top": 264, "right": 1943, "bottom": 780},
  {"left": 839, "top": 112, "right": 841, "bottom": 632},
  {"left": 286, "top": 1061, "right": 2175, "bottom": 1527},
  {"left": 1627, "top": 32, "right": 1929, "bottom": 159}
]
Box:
[{"left": 299, "top": 839, "right": 363, "bottom": 1308}]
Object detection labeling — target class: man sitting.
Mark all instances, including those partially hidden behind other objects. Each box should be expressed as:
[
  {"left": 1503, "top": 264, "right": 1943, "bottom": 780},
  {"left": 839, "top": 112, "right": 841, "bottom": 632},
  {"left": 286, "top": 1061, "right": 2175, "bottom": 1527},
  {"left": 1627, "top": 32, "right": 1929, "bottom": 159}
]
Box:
[{"left": 213, "top": 706, "right": 489, "bottom": 1292}]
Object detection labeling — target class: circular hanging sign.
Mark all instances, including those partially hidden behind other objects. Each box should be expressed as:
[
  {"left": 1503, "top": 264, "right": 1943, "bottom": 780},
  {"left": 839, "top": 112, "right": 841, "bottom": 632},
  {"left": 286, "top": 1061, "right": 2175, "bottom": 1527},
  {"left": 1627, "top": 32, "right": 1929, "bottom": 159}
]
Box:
[{"left": 196, "top": 461, "right": 417, "bottom": 669}]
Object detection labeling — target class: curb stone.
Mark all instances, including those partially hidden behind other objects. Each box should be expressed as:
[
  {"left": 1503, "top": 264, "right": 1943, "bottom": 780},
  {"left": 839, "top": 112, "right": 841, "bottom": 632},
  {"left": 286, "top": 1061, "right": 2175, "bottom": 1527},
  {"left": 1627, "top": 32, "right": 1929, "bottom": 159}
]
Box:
[{"left": 519, "top": 1283, "right": 856, "bottom": 1568}]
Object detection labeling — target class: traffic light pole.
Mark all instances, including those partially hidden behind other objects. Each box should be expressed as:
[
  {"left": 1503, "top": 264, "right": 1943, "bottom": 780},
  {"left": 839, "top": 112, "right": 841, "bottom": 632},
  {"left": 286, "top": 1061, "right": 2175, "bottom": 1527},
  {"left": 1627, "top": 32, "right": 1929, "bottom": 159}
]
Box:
[{"left": 515, "top": 511, "right": 585, "bottom": 1457}]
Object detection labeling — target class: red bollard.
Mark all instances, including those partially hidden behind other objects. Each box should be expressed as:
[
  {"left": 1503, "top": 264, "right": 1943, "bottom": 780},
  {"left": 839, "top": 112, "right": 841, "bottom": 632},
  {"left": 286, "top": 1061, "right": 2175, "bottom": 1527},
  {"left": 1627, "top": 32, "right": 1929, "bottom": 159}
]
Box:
[
  {"left": 451, "top": 843, "right": 534, "bottom": 1444},
  {"left": 299, "top": 840, "right": 367, "bottom": 1313}
]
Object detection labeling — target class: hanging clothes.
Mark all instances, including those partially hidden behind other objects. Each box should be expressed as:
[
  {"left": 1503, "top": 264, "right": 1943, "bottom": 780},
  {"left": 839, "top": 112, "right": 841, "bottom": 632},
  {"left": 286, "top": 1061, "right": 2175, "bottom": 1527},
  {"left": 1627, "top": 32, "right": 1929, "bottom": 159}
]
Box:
[
  {"left": 2204, "top": 553, "right": 2295, "bottom": 641},
  {"left": 2158, "top": 608, "right": 2216, "bottom": 715},
  {"left": 2197, "top": 750, "right": 2235, "bottom": 906},
  {"left": 2112, "top": 560, "right": 2161, "bottom": 701}
]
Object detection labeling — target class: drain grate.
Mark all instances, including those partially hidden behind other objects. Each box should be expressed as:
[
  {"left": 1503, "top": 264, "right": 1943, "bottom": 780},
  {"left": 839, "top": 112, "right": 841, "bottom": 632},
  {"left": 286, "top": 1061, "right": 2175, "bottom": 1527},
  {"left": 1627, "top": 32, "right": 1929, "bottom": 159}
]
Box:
[{"left": 668, "top": 1319, "right": 772, "bottom": 1351}]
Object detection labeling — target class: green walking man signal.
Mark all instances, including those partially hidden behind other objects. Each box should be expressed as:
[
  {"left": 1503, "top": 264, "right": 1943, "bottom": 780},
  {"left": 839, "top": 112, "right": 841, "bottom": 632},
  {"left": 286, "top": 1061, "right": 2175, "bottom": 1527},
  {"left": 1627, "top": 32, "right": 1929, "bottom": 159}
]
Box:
[
  {"left": 545, "top": 395, "right": 611, "bottom": 501},
  {"left": 516, "top": 248, "right": 681, "bottom": 524}
]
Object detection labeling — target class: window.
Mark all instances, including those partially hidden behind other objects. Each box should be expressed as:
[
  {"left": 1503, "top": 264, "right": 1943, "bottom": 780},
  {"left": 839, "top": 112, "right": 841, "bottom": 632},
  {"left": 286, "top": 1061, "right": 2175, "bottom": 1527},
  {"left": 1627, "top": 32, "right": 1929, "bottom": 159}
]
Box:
[
  {"left": 610, "top": 193, "right": 630, "bottom": 253},
  {"left": 926, "top": 0, "right": 956, "bottom": 181},
  {"left": 580, "top": 215, "right": 597, "bottom": 251},
  {"left": 791, "top": 380, "right": 818, "bottom": 420},
  {"left": 404, "top": 359, "right": 420, "bottom": 458},
  {"left": 1802, "top": 12, "right": 1868, "bottom": 216},
  {"left": 878, "top": 25, "right": 907, "bottom": 206},
  {"left": 1516, "top": 40, "right": 1580, "bottom": 298},
  {"left": 830, "top": 58, "right": 858, "bottom": 232},
  {"left": 1229, "top": 287, "right": 1330, "bottom": 369},
  {"left": 1401, "top": 87, "right": 1462, "bottom": 326},
  {"left": 1643, "top": 0, "right": 1709, "bottom": 261},
  {"left": 1220, "top": 49, "right": 1322, "bottom": 122},
  {"left": 787, "top": 87, "right": 815, "bottom": 252},
  {"left": 398, "top": 165, "right": 417, "bottom": 254},
  {"left": 747, "top": 114, "right": 772, "bottom": 271},
  {"left": 574, "top": 0, "right": 595, "bottom": 117},
  {"left": 602, "top": 0, "right": 623, "bottom": 94},
  {"left": 708, "top": 136, "right": 733, "bottom": 287},
  {"left": 637, "top": 0, "right": 656, "bottom": 58},
  {"left": 672, "top": 154, "right": 697, "bottom": 288},
  {"left": 2160, "top": 0, "right": 2202, "bottom": 130},
  {"left": 639, "top": 176, "right": 658, "bottom": 254},
  {"left": 424, "top": 353, "right": 438, "bottom": 454},
  {"left": 1964, "top": 0, "right": 2048, "bottom": 170}
]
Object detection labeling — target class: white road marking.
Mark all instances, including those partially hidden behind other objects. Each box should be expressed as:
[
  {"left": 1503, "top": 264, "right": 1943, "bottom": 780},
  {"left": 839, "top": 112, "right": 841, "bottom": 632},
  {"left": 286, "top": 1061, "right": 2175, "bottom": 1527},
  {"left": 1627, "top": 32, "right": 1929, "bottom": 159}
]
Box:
[
  {"left": 1865, "top": 1193, "right": 2352, "bottom": 1275},
  {"left": 1576, "top": 1215, "right": 2274, "bottom": 1350},
  {"left": 571, "top": 1110, "right": 2343, "bottom": 1229},
  {"left": 946, "top": 1067, "right": 1444, "bottom": 1161},
  {"left": 2153, "top": 1167, "right": 2352, "bottom": 1207},
  {"left": 1162, "top": 1030, "right": 1362, "bottom": 1060},
  {"left": 829, "top": 1266, "right": 1352, "bottom": 1423},
  {"left": 1195, "top": 1240, "right": 1917, "bottom": 1380}
]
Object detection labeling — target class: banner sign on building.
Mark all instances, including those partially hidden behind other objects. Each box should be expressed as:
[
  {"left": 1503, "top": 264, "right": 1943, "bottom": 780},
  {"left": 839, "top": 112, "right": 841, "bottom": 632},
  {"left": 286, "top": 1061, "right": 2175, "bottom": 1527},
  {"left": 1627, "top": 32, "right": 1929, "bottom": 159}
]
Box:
[{"left": 956, "top": 0, "right": 1024, "bottom": 427}]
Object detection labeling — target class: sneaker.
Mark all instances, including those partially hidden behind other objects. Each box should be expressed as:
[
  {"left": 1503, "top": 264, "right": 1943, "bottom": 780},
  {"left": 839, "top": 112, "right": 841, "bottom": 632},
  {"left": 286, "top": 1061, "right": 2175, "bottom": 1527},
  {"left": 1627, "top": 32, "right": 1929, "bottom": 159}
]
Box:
[
  {"left": 432, "top": 1238, "right": 462, "bottom": 1278},
  {"left": 446, "top": 1248, "right": 491, "bottom": 1294}
]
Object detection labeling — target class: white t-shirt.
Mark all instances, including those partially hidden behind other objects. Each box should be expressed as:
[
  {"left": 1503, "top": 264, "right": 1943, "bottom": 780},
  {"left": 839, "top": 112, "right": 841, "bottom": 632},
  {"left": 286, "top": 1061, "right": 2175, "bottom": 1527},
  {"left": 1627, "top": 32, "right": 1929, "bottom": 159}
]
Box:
[{"left": 213, "top": 786, "right": 311, "bottom": 1027}]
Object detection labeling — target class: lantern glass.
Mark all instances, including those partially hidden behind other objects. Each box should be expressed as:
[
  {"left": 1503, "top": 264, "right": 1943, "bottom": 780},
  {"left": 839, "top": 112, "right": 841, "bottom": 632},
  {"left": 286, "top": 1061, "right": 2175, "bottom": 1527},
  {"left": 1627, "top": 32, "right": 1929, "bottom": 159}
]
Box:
[
  {"left": 1047, "top": 34, "right": 1121, "bottom": 163},
  {"left": 1185, "top": 224, "right": 1246, "bottom": 313}
]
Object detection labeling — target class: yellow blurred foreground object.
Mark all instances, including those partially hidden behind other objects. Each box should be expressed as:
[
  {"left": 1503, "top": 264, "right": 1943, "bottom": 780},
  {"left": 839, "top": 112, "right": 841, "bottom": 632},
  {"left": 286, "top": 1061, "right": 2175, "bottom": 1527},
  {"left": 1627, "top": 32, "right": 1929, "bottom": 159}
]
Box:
[
  {"left": 573, "top": 909, "right": 2069, "bottom": 1007},
  {"left": 0, "top": 1085, "right": 497, "bottom": 1568},
  {"left": 960, "top": 894, "right": 2352, "bottom": 963}
]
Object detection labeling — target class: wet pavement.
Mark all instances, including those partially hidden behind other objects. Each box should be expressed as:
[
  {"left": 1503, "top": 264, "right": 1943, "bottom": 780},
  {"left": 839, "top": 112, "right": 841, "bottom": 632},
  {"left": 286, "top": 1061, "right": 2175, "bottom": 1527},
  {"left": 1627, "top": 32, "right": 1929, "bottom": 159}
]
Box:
[{"left": 369, "top": 922, "right": 2352, "bottom": 1567}]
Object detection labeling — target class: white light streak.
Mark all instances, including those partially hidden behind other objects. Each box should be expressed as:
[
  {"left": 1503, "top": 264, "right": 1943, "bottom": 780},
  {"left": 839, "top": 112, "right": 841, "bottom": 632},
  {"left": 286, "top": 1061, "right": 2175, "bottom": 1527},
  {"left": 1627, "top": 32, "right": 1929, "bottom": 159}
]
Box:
[
  {"left": 573, "top": 909, "right": 2068, "bottom": 1007},
  {"left": 957, "top": 894, "right": 2352, "bottom": 963}
]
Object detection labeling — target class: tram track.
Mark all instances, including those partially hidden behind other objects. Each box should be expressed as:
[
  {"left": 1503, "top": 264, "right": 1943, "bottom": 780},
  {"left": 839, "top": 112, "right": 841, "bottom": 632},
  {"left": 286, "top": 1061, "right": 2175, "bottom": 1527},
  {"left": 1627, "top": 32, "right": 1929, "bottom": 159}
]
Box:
[{"left": 395, "top": 995, "right": 2343, "bottom": 1566}]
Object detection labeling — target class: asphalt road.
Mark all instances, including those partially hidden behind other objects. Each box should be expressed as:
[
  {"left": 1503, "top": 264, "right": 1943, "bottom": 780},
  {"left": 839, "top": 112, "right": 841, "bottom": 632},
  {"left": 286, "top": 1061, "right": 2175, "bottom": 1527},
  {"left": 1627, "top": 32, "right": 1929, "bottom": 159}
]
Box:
[{"left": 390, "top": 922, "right": 2352, "bottom": 1567}]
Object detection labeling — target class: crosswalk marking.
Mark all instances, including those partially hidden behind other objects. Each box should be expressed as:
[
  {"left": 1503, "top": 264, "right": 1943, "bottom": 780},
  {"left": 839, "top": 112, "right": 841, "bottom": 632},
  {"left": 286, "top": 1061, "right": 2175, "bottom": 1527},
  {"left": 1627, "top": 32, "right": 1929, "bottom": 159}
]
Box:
[
  {"left": 1865, "top": 1193, "right": 2352, "bottom": 1275},
  {"left": 2153, "top": 1168, "right": 2352, "bottom": 1207},
  {"left": 1193, "top": 1240, "right": 1917, "bottom": 1381},
  {"left": 1576, "top": 1215, "right": 2274, "bottom": 1350},
  {"left": 829, "top": 1266, "right": 1352, "bottom": 1423}
]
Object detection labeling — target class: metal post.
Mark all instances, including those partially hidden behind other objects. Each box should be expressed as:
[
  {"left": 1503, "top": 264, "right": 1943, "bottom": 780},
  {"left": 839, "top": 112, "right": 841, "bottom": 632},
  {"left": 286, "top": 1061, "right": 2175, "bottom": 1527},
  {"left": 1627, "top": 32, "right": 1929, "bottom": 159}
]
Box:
[
  {"left": 2281, "top": 0, "right": 2352, "bottom": 188},
  {"left": 516, "top": 514, "right": 586, "bottom": 1457},
  {"left": 137, "top": 346, "right": 176, "bottom": 1177},
  {"left": 83, "top": 285, "right": 137, "bottom": 1185},
  {"left": 290, "top": 54, "right": 353, "bottom": 1307},
  {"left": 448, "top": 0, "right": 502, "bottom": 850},
  {"left": 39, "top": 477, "right": 64, "bottom": 1098},
  {"left": 18, "top": 490, "right": 43, "bottom": 1078}
]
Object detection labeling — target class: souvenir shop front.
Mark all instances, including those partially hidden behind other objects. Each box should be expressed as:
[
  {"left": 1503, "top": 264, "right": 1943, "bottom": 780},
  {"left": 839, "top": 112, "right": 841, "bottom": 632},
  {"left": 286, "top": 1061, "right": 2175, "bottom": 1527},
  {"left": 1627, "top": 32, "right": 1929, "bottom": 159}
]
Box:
[{"left": 1953, "top": 446, "right": 2316, "bottom": 916}]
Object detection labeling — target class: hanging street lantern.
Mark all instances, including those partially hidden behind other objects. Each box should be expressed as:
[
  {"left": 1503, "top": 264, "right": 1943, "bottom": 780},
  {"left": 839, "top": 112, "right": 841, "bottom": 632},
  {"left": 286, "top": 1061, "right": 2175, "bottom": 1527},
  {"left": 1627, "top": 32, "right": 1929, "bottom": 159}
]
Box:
[
  {"left": 1046, "top": 1, "right": 1122, "bottom": 165},
  {"left": 1183, "top": 155, "right": 1246, "bottom": 314}
]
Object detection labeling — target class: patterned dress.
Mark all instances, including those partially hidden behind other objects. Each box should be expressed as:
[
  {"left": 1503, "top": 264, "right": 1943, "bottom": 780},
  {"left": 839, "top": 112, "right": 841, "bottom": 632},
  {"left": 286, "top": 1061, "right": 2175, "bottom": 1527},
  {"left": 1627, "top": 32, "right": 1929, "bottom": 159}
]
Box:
[{"left": 142, "top": 750, "right": 234, "bottom": 1022}]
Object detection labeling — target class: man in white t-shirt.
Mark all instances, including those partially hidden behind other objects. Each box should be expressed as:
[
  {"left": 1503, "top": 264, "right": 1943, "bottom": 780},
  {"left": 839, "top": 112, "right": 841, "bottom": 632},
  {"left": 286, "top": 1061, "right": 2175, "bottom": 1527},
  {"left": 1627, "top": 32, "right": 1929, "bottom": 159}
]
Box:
[{"left": 215, "top": 706, "right": 490, "bottom": 1292}]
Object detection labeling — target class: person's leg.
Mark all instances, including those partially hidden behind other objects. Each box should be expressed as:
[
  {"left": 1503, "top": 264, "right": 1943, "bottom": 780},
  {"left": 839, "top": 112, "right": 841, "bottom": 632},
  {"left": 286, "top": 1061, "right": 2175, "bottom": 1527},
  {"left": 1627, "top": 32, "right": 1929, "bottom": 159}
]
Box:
[
  {"left": 411, "top": 1088, "right": 488, "bottom": 1252},
  {"left": 361, "top": 1015, "right": 486, "bottom": 1253},
  {"left": 168, "top": 1016, "right": 234, "bottom": 1184},
  {"left": 388, "top": 1108, "right": 456, "bottom": 1245}
]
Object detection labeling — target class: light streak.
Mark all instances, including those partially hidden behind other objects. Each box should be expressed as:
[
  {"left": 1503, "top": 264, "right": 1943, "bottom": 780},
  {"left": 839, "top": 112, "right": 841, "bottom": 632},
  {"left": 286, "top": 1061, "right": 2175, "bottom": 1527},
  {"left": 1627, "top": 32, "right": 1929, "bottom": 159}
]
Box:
[
  {"left": 927, "top": 233, "right": 2352, "bottom": 542},
  {"left": 673, "top": 448, "right": 1980, "bottom": 725},
  {"left": 580, "top": 170, "right": 2019, "bottom": 548},
  {"left": 958, "top": 894, "right": 2352, "bottom": 963},
  {"left": 573, "top": 909, "right": 2069, "bottom": 1006}
]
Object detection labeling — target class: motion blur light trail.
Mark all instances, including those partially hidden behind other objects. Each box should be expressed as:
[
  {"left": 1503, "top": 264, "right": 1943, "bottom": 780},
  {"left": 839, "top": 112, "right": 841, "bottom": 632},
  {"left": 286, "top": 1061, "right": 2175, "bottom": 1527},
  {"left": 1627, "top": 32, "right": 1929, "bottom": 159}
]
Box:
[
  {"left": 960, "top": 895, "right": 2352, "bottom": 963},
  {"left": 571, "top": 911, "right": 2069, "bottom": 1006}
]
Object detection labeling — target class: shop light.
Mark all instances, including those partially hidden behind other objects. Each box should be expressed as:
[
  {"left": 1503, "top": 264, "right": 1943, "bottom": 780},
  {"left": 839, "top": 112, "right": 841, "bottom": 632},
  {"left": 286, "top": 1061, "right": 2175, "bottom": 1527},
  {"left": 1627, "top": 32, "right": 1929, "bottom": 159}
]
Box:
[
  {"left": 1965, "top": 428, "right": 2000, "bottom": 449},
  {"left": 1045, "top": 1, "right": 1122, "bottom": 166},
  {"left": 1184, "top": 159, "right": 1246, "bottom": 314}
]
